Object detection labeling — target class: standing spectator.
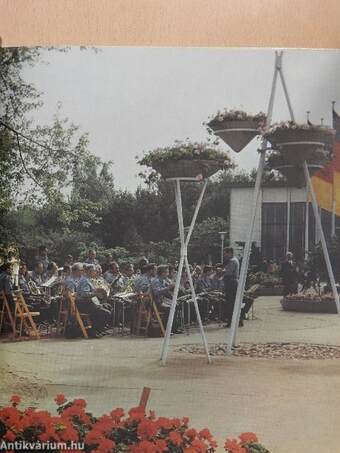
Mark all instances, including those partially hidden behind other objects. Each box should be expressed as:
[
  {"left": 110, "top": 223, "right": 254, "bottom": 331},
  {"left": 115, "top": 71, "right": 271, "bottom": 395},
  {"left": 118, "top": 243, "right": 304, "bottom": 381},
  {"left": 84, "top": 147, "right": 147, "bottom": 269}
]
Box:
[
  {"left": 223, "top": 247, "right": 241, "bottom": 327},
  {"left": 281, "top": 252, "right": 298, "bottom": 296}
]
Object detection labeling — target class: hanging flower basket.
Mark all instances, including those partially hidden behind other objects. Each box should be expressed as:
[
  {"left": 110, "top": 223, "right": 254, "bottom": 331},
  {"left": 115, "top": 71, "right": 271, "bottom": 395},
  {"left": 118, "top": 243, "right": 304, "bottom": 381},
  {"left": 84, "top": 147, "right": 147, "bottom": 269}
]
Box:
[
  {"left": 206, "top": 110, "right": 266, "bottom": 153},
  {"left": 275, "top": 164, "right": 323, "bottom": 187},
  {"left": 264, "top": 122, "right": 335, "bottom": 163},
  {"left": 137, "top": 141, "right": 233, "bottom": 180},
  {"left": 266, "top": 149, "right": 325, "bottom": 186}
]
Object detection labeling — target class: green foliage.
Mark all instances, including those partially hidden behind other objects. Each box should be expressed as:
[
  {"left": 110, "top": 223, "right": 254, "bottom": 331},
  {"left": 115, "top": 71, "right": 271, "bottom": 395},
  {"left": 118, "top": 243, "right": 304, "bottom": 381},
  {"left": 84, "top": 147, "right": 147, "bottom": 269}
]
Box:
[
  {"left": 247, "top": 272, "right": 282, "bottom": 288},
  {"left": 138, "top": 140, "right": 232, "bottom": 168},
  {"left": 188, "top": 216, "right": 229, "bottom": 263},
  {"left": 206, "top": 108, "right": 266, "bottom": 127}
]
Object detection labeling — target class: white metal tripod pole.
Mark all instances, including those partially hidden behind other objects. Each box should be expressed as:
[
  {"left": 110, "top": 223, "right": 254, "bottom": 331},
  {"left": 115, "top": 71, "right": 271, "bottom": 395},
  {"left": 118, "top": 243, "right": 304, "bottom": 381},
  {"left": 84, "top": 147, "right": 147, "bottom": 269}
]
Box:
[
  {"left": 161, "top": 178, "right": 210, "bottom": 365},
  {"left": 303, "top": 162, "right": 340, "bottom": 314},
  {"left": 227, "top": 51, "right": 285, "bottom": 353}
]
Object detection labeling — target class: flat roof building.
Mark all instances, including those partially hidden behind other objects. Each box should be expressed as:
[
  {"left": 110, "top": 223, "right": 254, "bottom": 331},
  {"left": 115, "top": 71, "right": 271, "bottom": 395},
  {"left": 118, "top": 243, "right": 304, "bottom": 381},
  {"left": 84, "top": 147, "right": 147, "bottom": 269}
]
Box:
[{"left": 229, "top": 182, "right": 337, "bottom": 262}]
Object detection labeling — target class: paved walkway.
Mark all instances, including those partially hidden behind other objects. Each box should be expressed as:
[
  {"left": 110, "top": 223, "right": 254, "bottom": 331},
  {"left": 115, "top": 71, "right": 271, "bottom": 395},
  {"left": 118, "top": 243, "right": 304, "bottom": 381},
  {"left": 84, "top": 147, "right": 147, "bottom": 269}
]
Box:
[{"left": 1, "top": 296, "right": 340, "bottom": 452}]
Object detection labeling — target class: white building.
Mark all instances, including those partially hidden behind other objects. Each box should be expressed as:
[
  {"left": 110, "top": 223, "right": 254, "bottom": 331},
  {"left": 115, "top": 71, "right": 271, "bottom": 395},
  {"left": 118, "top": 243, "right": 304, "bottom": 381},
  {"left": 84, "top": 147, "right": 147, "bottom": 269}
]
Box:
[{"left": 229, "top": 183, "right": 335, "bottom": 262}]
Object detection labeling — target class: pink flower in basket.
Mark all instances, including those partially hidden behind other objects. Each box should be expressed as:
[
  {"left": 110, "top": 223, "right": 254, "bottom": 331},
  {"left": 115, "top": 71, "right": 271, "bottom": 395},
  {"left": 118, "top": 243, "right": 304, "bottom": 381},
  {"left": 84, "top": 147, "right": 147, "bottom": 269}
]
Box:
[{"left": 196, "top": 174, "right": 204, "bottom": 181}]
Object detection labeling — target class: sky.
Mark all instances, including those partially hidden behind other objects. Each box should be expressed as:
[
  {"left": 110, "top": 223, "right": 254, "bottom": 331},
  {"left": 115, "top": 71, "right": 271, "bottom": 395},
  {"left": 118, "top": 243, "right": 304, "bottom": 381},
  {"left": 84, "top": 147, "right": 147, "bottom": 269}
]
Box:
[{"left": 22, "top": 47, "right": 340, "bottom": 191}]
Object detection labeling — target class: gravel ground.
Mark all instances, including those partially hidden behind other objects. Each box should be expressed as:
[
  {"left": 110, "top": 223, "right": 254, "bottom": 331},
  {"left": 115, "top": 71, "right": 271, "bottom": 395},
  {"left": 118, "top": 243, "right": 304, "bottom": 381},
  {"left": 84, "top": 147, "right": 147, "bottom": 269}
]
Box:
[{"left": 176, "top": 342, "right": 340, "bottom": 359}]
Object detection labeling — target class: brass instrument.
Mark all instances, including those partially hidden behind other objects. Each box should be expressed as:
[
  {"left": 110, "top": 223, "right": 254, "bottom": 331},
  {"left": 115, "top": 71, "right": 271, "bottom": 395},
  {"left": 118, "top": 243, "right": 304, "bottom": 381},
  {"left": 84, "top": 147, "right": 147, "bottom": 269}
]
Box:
[{"left": 28, "top": 280, "right": 41, "bottom": 295}]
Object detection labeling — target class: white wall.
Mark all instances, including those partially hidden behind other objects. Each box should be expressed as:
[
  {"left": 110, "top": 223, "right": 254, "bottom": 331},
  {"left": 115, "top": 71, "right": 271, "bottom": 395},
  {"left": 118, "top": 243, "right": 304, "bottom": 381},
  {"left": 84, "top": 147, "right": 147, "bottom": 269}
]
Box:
[{"left": 229, "top": 186, "right": 307, "bottom": 255}]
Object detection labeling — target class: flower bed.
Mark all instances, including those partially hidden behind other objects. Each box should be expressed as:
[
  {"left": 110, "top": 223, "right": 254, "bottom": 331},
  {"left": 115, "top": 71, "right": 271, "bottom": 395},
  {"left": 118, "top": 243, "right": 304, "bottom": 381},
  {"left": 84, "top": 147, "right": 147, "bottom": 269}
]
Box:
[
  {"left": 138, "top": 141, "right": 232, "bottom": 180},
  {"left": 281, "top": 293, "right": 337, "bottom": 313},
  {"left": 205, "top": 110, "right": 266, "bottom": 153},
  {"left": 0, "top": 395, "right": 270, "bottom": 452}
]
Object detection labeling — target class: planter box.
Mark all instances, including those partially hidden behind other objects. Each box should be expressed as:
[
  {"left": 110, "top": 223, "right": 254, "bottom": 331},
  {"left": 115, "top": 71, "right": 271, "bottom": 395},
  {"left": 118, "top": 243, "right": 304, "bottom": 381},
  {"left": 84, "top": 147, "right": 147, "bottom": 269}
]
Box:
[
  {"left": 208, "top": 120, "right": 260, "bottom": 153},
  {"left": 153, "top": 159, "right": 222, "bottom": 179},
  {"left": 281, "top": 297, "right": 338, "bottom": 313},
  {"left": 257, "top": 286, "right": 284, "bottom": 296}
]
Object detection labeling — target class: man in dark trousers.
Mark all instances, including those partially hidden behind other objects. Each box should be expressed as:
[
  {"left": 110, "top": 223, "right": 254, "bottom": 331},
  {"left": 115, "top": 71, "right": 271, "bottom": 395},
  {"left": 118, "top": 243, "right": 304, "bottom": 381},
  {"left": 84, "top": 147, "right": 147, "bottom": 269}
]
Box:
[
  {"left": 281, "top": 252, "right": 298, "bottom": 296},
  {"left": 223, "top": 247, "right": 242, "bottom": 327}
]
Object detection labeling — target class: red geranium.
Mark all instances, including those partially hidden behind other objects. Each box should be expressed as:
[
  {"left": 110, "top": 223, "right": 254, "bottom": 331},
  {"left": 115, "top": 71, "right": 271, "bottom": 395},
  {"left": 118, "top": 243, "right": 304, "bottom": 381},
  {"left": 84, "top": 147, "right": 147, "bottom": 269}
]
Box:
[
  {"left": 239, "top": 432, "right": 258, "bottom": 444},
  {"left": 10, "top": 395, "right": 21, "bottom": 405},
  {"left": 54, "top": 394, "right": 67, "bottom": 405}
]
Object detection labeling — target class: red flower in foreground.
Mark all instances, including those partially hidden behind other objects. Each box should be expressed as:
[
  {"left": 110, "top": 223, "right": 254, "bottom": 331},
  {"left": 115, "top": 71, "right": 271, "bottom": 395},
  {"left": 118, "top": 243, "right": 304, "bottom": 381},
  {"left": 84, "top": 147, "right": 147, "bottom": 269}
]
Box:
[
  {"left": 54, "top": 394, "right": 67, "bottom": 405},
  {"left": 10, "top": 395, "right": 21, "bottom": 405},
  {"left": 239, "top": 432, "right": 258, "bottom": 444},
  {"left": 169, "top": 431, "right": 182, "bottom": 447}
]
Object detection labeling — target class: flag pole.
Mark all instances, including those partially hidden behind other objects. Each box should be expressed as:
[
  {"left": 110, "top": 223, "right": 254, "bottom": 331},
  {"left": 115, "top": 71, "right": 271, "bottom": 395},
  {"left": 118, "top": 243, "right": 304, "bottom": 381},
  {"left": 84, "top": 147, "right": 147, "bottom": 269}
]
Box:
[{"left": 331, "top": 101, "right": 336, "bottom": 238}]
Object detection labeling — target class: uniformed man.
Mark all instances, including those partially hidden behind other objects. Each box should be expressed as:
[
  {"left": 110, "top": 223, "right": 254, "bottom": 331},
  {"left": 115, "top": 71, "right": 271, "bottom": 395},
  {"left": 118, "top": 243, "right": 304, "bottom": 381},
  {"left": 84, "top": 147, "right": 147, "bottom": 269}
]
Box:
[
  {"left": 223, "top": 247, "right": 241, "bottom": 327},
  {"left": 64, "top": 262, "right": 83, "bottom": 293},
  {"left": 18, "top": 261, "right": 30, "bottom": 295},
  {"left": 76, "top": 264, "right": 111, "bottom": 335},
  {"left": 120, "top": 262, "right": 135, "bottom": 292},
  {"left": 211, "top": 264, "right": 224, "bottom": 292},
  {"left": 29, "top": 261, "right": 46, "bottom": 287},
  {"left": 151, "top": 265, "right": 180, "bottom": 333},
  {"left": 195, "top": 266, "right": 213, "bottom": 293},
  {"left": 103, "top": 261, "right": 125, "bottom": 294},
  {"left": 0, "top": 262, "right": 14, "bottom": 311},
  {"left": 133, "top": 263, "right": 156, "bottom": 293}
]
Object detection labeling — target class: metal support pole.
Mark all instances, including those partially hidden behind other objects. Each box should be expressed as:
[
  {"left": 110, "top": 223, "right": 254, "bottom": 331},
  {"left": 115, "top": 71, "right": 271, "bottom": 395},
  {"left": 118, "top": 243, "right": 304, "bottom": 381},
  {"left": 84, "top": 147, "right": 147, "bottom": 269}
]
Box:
[
  {"left": 305, "top": 188, "right": 309, "bottom": 259},
  {"left": 226, "top": 51, "right": 280, "bottom": 354},
  {"left": 303, "top": 162, "right": 340, "bottom": 315},
  {"left": 184, "top": 256, "right": 211, "bottom": 363},
  {"left": 286, "top": 187, "right": 291, "bottom": 253},
  {"left": 161, "top": 179, "right": 210, "bottom": 365}
]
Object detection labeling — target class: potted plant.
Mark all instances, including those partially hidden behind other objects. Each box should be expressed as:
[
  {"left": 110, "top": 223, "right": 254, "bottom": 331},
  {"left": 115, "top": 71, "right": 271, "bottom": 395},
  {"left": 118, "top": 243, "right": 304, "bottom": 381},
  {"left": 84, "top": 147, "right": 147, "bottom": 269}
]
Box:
[
  {"left": 206, "top": 109, "right": 266, "bottom": 153},
  {"left": 264, "top": 121, "right": 334, "bottom": 163},
  {"left": 138, "top": 140, "right": 233, "bottom": 180}
]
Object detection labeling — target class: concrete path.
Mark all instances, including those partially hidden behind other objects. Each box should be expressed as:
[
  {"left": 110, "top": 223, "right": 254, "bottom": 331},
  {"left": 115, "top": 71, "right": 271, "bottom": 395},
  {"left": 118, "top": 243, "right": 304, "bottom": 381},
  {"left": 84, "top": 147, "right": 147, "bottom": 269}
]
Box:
[{"left": 1, "top": 296, "right": 340, "bottom": 452}]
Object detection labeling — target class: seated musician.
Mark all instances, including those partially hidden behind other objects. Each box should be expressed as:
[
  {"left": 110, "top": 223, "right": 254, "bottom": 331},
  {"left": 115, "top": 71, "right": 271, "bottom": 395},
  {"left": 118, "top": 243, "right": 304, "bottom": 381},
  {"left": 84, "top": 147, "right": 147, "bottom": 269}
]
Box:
[
  {"left": 195, "top": 266, "right": 213, "bottom": 293},
  {"left": 194, "top": 266, "right": 214, "bottom": 322},
  {"left": 0, "top": 262, "right": 15, "bottom": 312},
  {"left": 18, "top": 261, "right": 30, "bottom": 295},
  {"left": 64, "top": 262, "right": 83, "bottom": 293},
  {"left": 120, "top": 262, "right": 135, "bottom": 292},
  {"left": 76, "top": 264, "right": 111, "bottom": 336},
  {"left": 151, "top": 265, "right": 180, "bottom": 333},
  {"left": 133, "top": 263, "right": 156, "bottom": 293},
  {"left": 29, "top": 261, "right": 46, "bottom": 287},
  {"left": 211, "top": 264, "right": 224, "bottom": 292},
  {"left": 104, "top": 261, "right": 125, "bottom": 295}
]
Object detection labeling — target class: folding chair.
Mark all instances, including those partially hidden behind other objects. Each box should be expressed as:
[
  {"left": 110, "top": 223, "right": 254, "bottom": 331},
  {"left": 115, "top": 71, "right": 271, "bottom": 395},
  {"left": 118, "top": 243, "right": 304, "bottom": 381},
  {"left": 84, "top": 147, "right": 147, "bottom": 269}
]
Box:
[
  {"left": 13, "top": 290, "right": 40, "bottom": 339},
  {"left": 62, "top": 291, "right": 91, "bottom": 339},
  {"left": 0, "top": 291, "right": 16, "bottom": 336},
  {"left": 132, "top": 292, "right": 165, "bottom": 337}
]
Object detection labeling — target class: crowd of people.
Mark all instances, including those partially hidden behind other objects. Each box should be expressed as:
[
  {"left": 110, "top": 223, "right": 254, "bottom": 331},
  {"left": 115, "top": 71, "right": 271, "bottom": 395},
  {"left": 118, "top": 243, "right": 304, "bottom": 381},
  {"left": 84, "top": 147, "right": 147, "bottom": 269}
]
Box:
[{"left": 0, "top": 245, "right": 257, "bottom": 339}]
